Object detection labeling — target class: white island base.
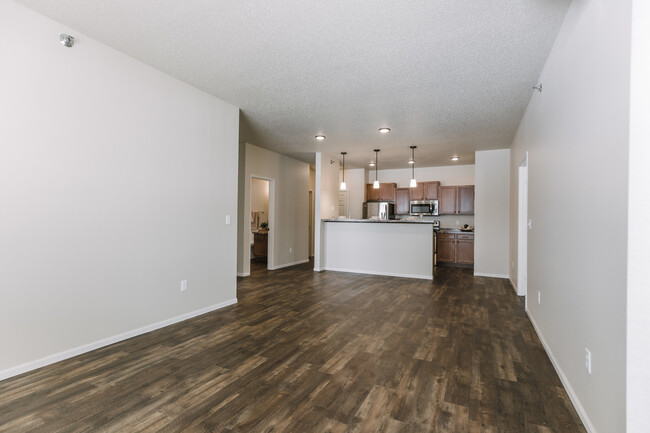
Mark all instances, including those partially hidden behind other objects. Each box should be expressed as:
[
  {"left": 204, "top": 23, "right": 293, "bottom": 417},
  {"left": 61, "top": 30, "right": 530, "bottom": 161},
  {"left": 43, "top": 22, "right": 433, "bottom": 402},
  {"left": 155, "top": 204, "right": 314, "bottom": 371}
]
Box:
[{"left": 322, "top": 220, "right": 434, "bottom": 280}]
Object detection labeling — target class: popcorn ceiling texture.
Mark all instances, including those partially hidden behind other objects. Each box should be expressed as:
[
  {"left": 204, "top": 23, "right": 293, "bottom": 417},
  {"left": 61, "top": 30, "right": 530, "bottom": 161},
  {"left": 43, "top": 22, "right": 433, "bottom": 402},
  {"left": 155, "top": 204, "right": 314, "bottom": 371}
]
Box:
[{"left": 14, "top": 0, "right": 570, "bottom": 168}]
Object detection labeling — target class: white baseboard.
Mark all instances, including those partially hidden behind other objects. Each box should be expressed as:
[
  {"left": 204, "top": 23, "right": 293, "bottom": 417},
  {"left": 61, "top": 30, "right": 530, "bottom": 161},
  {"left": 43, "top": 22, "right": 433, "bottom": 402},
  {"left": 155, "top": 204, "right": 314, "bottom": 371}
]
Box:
[
  {"left": 313, "top": 267, "right": 323, "bottom": 272},
  {"left": 509, "top": 277, "right": 519, "bottom": 294},
  {"left": 473, "top": 272, "right": 510, "bottom": 279},
  {"left": 0, "top": 298, "right": 238, "bottom": 382},
  {"left": 237, "top": 272, "right": 250, "bottom": 277},
  {"left": 526, "top": 311, "right": 596, "bottom": 433},
  {"left": 324, "top": 267, "right": 432, "bottom": 281},
  {"left": 268, "top": 258, "right": 309, "bottom": 270}
]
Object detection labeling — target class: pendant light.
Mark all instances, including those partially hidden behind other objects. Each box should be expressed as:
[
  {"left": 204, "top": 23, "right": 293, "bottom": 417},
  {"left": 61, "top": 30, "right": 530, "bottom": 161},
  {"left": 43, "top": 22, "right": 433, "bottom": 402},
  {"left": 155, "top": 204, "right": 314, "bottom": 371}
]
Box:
[
  {"left": 409, "top": 146, "right": 417, "bottom": 187},
  {"left": 373, "top": 149, "right": 380, "bottom": 189},
  {"left": 340, "top": 152, "right": 347, "bottom": 191}
]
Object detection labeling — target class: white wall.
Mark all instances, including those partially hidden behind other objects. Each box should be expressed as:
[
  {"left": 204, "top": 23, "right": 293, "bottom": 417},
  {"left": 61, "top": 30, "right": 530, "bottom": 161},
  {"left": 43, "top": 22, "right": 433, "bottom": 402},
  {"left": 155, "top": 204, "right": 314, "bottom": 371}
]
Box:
[
  {"left": 474, "top": 150, "right": 510, "bottom": 278},
  {"left": 251, "top": 178, "right": 269, "bottom": 225},
  {"left": 509, "top": 0, "right": 630, "bottom": 431},
  {"left": 238, "top": 143, "right": 310, "bottom": 275},
  {"left": 314, "top": 152, "right": 340, "bottom": 270},
  {"left": 0, "top": 1, "right": 239, "bottom": 378},
  {"left": 627, "top": 0, "right": 650, "bottom": 431},
  {"left": 343, "top": 168, "right": 366, "bottom": 219},
  {"left": 367, "top": 165, "right": 476, "bottom": 228}
]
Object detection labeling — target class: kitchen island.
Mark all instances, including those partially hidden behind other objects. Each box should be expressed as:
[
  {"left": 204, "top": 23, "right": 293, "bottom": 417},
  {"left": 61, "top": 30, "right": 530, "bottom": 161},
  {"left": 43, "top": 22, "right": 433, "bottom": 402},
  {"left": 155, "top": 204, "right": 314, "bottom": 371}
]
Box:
[{"left": 321, "top": 219, "right": 436, "bottom": 280}]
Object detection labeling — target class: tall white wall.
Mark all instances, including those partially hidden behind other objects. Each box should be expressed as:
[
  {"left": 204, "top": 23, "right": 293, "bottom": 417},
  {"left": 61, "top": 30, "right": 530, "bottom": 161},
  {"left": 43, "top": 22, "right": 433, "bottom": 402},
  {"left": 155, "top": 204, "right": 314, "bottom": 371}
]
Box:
[
  {"left": 343, "top": 168, "right": 366, "bottom": 219},
  {"left": 314, "top": 153, "right": 340, "bottom": 270},
  {"left": 509, "top": 0, "right": 630, "bottom": 431},
  {"left": 627, "top": 0, "right": 650, "bottom": 431},
  {"left": 474, "top": 150, "right": 510, "bottom": 278},
  {"left": 238, "top": 143, "right": 310, "bottom": 275},
  {"left": 0, "top": 1, "right": 239, "bottom": 378}
]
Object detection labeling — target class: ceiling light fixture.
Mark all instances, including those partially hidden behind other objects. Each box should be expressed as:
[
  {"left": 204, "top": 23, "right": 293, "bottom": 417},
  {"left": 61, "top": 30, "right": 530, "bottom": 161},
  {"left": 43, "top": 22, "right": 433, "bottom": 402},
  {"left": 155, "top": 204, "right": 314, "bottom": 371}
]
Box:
[
  {"left": 373, "top": 149, "right": 380, "bottom": 189},
  {"left": 315, "top": 135, "right": 326, "bottom": 141},
  {"left": 59, "top": 34, "right": 74, "bottom": 47},
  {"left": 409, "top": 146, "right": 417, "bottom": 188},
  {"left": 378, "top": 128, "right": 391, "bottom": 134},
  {"left": 451, "top": 156, "right": 460, "bottom": 161},
  {"left": 340, "top": 152, "right": 347, "bottom": 191}
]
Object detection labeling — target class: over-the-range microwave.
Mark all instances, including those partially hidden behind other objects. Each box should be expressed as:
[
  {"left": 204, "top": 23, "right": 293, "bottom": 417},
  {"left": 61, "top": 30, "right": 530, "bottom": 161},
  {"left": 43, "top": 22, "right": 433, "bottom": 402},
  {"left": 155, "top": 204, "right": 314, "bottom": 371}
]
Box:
[{"left": 410, "top": 200, "right": 439, "bottom": 216}]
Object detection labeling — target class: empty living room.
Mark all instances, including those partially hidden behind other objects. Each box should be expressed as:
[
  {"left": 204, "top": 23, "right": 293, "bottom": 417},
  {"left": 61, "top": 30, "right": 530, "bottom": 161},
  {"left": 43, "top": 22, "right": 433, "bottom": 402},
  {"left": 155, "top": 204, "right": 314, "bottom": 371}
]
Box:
[{"left": 1, "top": 1, "right": 648, "bottom": 432}]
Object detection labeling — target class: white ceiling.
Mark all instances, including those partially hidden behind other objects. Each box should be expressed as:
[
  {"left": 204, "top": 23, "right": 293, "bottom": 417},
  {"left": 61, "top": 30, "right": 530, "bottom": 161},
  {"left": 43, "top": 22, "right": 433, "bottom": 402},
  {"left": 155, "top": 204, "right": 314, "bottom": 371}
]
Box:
[{"left": 15, "top": 0, "right": 570, "bottom": 169}]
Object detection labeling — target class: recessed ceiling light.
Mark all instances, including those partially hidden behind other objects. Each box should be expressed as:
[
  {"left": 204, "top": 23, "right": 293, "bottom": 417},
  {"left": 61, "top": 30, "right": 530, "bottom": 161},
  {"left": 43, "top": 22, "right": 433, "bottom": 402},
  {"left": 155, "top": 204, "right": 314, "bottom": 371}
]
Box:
[
  {"left": 378, "top": 128, "right": 391, "bottom": 134},
  {"left": 451, "top": 156, "right": 460, "bottom": 161},
  {"left": 315, "top": 135, "right": 326, "bottom": 141}
]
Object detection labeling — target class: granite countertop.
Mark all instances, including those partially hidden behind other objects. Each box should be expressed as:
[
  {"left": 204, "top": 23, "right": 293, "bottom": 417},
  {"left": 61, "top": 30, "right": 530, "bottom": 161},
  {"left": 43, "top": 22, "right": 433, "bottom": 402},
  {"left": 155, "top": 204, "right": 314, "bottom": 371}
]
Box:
[
  {"left": 321, "top": 218, "right": 438, "bottom": 224},
  {"left": 438, "top": 228, "right": 475, "bottom": 233}
]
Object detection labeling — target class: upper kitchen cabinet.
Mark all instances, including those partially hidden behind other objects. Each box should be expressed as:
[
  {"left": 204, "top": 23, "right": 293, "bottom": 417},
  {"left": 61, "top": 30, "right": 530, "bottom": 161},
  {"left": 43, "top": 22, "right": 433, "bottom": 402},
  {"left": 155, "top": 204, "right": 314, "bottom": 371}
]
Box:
[
  {"left": 366, "top": 184, "right": 380, "bottom": 201},
  {"left": 424, "top": 181, "right": 440, "bottom": 200},
  {"left": 439, "top": 185, "right": 474, "bottom": 215},
  {"left": 409, "top": 183, "right": 424, "bottom": 200},
  {"left": 365, "top": 183, "right": 396, "bottom": 201},
  {"left": 395, "top": 188, "right": 410, "bottom": 215},
  {"left": 458, "top": 186, "right": 474, "bottom": 214}
]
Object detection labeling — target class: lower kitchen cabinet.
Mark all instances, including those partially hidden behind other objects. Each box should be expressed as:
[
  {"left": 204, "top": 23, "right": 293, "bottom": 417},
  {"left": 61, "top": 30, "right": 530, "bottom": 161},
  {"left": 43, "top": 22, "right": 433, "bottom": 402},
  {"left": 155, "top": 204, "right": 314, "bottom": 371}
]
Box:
[{"left": 437, "top": 232, "right": 474, "bottom": 265}]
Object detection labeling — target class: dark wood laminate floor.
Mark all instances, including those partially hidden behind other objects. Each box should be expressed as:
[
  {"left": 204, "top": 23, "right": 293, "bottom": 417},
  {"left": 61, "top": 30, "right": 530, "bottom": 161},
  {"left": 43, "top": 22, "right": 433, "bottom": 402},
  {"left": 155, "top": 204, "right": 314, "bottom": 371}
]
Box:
[{"left": 0, "top": 262, "right": 586, "bottom": 432}]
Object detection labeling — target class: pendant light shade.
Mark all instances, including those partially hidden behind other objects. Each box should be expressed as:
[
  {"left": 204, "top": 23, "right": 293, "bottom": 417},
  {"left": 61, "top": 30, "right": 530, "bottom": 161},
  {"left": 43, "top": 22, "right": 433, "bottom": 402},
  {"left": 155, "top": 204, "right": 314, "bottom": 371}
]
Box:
[
  {"left": 373, "top": 149, "right": 380, "bottom": 189},
  {"left": 409, "top": 146, "right": 417, "bottom": 187},
  {"left": 340, "top": 152, "right": 347, "bottom": 191}
]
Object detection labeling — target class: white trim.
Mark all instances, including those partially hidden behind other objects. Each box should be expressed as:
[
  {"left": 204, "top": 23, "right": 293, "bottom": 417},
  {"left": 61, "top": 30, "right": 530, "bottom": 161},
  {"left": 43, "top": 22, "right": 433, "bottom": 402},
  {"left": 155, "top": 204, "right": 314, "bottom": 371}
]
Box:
[
  {"left": 473, "top": 272, "right": 510, "bottom": 279},
  {"left": 527, "top": 311, "right": 596, "bottom": 433},
  {"left": 509, "top": 277, "right": 519, "bottom": 295},
  {"left": 0, "top": 298, "right": 238, "bottom": 381},
  {"left": 313, "top": 267, "right": 323, "bottom": 272},
  {"left": 324, "top": 267, "right": 432, "bottom": 281},
  {"left": 268, "top": 258, "right": 309, "bottom": 270},
  {"left": 237, "top": 272, "right": 250, "bottom": 277}
]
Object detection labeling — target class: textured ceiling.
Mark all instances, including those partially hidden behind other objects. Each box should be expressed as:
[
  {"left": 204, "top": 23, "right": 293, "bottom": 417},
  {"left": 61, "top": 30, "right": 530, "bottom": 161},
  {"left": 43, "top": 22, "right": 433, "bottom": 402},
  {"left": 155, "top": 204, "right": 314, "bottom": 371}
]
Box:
[{"left": 14, "top": 0, "right": 570, "bottom": 169}]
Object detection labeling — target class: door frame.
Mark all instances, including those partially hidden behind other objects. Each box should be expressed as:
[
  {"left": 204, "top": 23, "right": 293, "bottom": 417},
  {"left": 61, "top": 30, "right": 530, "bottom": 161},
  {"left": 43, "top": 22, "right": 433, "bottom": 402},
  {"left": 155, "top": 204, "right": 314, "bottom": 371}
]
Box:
[
  {"left": 250, "top": 175, "right": 275, "bottom": 270},
  {"left": 517, "top": 153, "right": 528, "bottom": 307}
]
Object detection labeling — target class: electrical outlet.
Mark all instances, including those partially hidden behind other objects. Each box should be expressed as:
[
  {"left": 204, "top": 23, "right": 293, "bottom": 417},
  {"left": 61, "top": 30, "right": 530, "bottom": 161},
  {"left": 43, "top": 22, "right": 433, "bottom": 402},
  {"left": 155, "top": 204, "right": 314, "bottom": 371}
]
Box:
[
  {"left": 456, "top": 220, "right": 460, "bottom": 225},
  {"left": 528, "top": 219, "right": 532, "bottom": 229},
  {"left": 225, "top": 215, "right": 231, "bottom": 225},
  {"left": 181, "top": 280, "right": 188, "bottom": 292},
  {"left": 289, "top": 247, "right": 293, "bottom": 253},
  {"left": 537, "top": 290, "right": 541, "bottom": 304},
  {"left": 585, "top": 348, "right": 592, "bottom": 374}
]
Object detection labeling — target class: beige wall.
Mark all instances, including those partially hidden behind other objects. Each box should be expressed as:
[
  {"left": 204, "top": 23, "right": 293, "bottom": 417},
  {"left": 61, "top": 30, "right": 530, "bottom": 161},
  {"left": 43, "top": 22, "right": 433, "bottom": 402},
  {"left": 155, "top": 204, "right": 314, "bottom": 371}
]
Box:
[
  {"left": 474, "top": 150, "right": 510, "bottom": 277},
  {"left": 237, "top": 143, "right": 310, "bottom": 276},
  {"left": 0, "top": 1, "right": 239, "bottom": 378},
  {"left": 509, "top": 0, "right": 630, "bottom": 431}
]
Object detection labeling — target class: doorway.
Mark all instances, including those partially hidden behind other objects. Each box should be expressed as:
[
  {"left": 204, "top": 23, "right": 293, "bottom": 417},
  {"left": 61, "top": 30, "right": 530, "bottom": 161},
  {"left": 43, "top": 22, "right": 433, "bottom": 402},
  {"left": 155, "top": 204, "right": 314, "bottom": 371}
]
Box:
[
  {"left": 250, "top": 177, "right": 274, "bottom": 270},
  {"left": 517, "top": 153, "right": 528, "bottom": 307}
]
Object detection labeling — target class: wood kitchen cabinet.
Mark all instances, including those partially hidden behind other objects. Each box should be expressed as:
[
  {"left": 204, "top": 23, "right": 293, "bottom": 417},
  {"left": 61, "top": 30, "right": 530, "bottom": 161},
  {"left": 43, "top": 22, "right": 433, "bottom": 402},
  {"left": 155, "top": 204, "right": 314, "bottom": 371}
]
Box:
[
  {"left": 366, "top": 183, "right": 396, "bottom": 202},
  {"left": 395, "top": 188, "right": 410, "bottom": 215},
  {"left": 437, "top": 232, "right": 474, "bottom": 265},
  {"left": 439, "top": 185, "right": 474, "bottom": 215},
  {"left": 410, "top": 181, "right": 439, "bottom": 201},
  {"left": 409, "top": 183, "right": 424, "bottom": 200},
  {"left": 366, "top": 184, "right": 380, "bottom": 201},
  {"left": 424, "top": 181, "right": 440, "bottom": 200},
  {"left": 380, "top": 183, "right": 396, "bottom": 201}
]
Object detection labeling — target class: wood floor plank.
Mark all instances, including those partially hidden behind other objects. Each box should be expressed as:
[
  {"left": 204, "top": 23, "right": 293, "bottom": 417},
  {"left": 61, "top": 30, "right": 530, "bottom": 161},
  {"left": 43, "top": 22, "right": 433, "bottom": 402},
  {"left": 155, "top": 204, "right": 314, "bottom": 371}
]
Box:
[{"left": 0, "top": 262, "right": 587, "bottom": 432}]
